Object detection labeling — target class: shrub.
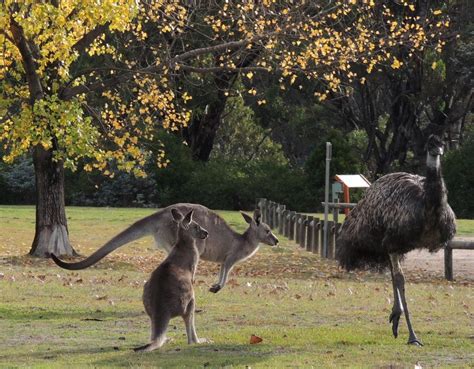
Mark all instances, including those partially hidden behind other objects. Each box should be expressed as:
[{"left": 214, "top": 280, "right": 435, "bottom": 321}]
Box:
[{"left": 443, "top": 130, "right": 474, "bottom": 218}]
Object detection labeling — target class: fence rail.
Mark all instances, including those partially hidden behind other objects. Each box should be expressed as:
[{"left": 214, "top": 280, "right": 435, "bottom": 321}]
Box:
[
  {"left": 258, "top": 198, "right": 472, "bottom": 281},
  {"left": 444, "top": 240, "right": 474, "bottom": 281}
]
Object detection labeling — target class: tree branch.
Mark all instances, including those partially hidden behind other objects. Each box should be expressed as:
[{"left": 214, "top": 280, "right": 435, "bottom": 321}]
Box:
[
  {"left": 60, "top": 36, "right": 266, "bottom": 100},
  {"left": 72, "top": 22, "right": 110, "bottom": 54}
]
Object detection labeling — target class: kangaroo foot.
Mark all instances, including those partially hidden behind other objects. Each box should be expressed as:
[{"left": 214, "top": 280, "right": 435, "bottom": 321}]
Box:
[
  {"left": 389, "top": 309, "right": 402, "bottom": 338},
  {"left": 193, "top": 337, "right": 212, "bottom": 344},
  {"left": 209, "top": 284, "right": 221, "bottom": 293},
  {"left": 133, "top": 343, "right": 155, "bottom": 352}
]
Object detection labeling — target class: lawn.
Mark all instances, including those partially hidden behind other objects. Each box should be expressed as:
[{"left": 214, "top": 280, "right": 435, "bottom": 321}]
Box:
[{"left": 0, "top": 206, "right": 472, "bottom": 368}]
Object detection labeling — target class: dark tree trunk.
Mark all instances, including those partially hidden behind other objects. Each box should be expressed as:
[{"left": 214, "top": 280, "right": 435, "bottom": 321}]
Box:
[
  {"left": 29, "top": 146, "right": 76, "bottom": 257},
  {"left": 186, "top": 99, "right": 228, "bottom": 161},
  {"left": 185, "top": 74, "right": 236, "bottom": 161}
]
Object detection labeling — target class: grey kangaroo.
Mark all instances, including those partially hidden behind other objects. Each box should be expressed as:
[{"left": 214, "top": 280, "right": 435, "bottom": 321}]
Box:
[
  {"left": 134, "top": 208, "right": 208, "bottom": 352},
  {"left": 51, "top": 204, "right": 278, "bottom": 293}
]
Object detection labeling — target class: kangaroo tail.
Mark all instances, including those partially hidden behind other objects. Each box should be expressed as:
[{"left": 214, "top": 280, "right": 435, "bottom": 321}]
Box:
[{"left": 50, "top": 216, "right": 156, "bottom": 270}]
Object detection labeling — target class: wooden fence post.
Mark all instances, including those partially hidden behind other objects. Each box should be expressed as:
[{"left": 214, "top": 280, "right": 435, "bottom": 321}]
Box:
[
  {"left": 299, "top": 215, "right": 307, "bottom": 248},
  {"left": 261, "top": 199, "right": 268, "bottom": 224},
  {"left": 444, "top": 245, "right": 453, "bottom": 281},
  {"left": 278, "top": 205, "right": 286, "bottom": 234},
  {"left": 327, "top": 221, "right": 335, "bottom": 259},
  {"left": 281, "top": 209, "right": 288, "bottom": 236},
  {"left": 334, "top": 222, "right": 341, "bottom": 258},
  {"left": 306, "top": 216, "right": 314, "bottom": 252},
  {"left": 273, "top": 203, "right": 278, "bottom": 229},
  {"left": 289, "top": 211, "right": 296, "bottom": 240},
  {"left": 266, "top": 201, "right": 272, "bottom": 227},
  {"left": 268, "top": 202, "right": 274, "bottom": 228},
  {"left": 272, "top": 203, "right": 278, "bottom": 229},
  {"left": 295, "top": 213, "right": 301, "bottom": 244},
  {"left": 312, "top": 218, "right": 320, "bottom": 254},
  {"left": 320, "top": 220, "right": 325, "bottom": 258}
]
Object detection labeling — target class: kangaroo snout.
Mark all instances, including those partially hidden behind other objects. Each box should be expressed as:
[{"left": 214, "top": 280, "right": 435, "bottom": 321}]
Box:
[{"left": 273, "top": 237, "right": 279, "bottom": 246}]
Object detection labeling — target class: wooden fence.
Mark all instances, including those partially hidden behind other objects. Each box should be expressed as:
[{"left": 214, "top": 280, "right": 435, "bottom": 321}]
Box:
[
  {"left": 444, "top": 239, "right": 474, "bottom": 281},
  {"left": 257, "top": 198, "right": 341, "bottom": 260},
  {"left": 258, "top": 198, "right": 473, "bottom": 281}
]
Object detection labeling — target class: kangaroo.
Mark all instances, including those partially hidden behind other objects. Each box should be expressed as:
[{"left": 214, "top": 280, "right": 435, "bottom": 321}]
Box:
[
  {"left": 134, "top": 208, "right": 208, "bottom": 352},
  {"left": 51, "top": 204, "right": 278, "bottom": 293}
]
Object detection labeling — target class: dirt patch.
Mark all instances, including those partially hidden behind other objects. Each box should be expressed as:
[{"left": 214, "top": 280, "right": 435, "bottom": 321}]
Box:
[{"left": 403, "top": 238, "right": 474, "bottom": 281}]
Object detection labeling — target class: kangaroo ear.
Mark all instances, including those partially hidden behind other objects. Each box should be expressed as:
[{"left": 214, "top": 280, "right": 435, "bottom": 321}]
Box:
[
  {"left": 171, "top": 208, "right": 184, "bottom": 222},
  {"left": 253, "top": 208, "right": 261, "bottom": 225},
  {"left": 183, "top": 210, "right": 194, "bottom": 227},
  {"left": 241, "top": 212, "right": 253, "bottom": 224}
]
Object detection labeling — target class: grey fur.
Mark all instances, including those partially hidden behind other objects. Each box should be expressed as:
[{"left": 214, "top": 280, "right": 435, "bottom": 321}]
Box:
[
  {"left": 336, "top": 135, "right": 456, "bottom": 345},
  {"left": 51, "top": 204, "right": 278, "bottom": 293},
  {"left": 134, "top": 208, "right": 209, "bottom": 352}
]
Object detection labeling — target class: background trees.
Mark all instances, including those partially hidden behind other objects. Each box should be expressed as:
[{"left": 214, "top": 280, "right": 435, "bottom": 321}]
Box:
[{"left": 0, "top": 0, "right": 470, "bottom": 257}]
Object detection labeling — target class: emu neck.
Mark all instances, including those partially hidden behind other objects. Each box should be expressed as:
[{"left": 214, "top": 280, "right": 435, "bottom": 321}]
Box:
[{"left": 424, "top": 152, "right": 445, "bottom": 208}]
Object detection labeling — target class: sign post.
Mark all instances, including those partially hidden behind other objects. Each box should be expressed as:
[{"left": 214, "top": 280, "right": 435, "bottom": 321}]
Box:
[{"left": 323, "top": 142, "right": 332, "bottom": 258}]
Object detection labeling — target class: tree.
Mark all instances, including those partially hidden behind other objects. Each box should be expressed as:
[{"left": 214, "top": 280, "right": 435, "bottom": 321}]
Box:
[
  {"left": 0, "top": 0, "right": 450, "bottom": 256},
  {"left": 327, "top": 0, "right": 472, "bottom": 175}
]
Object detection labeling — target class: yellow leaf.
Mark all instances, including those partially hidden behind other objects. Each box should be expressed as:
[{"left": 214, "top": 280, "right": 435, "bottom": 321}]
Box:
[{"left": 391, "top": 58, "right": 402, "bottom": 69}]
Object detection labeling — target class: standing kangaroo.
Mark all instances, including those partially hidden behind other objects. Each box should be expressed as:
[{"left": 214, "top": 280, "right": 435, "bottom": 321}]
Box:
[
  {"left": 134, "top": 208, "right": 208, "bottom": 352},
  {"left": 51, "top": 204, "right": 278, "bottom": 293}
]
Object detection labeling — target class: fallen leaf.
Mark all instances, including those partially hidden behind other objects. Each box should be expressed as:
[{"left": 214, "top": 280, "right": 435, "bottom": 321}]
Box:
[{"left": 250, "top": 334, "right": 263, "bottom": 344}]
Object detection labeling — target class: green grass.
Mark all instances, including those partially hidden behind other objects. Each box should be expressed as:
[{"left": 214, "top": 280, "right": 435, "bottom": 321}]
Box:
[{"left": 0, "top": 206, "right": 473, "bottom": 368}]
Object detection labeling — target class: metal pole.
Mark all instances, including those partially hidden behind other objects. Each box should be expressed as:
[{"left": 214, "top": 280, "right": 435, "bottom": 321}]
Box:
[{"left": 323, "top": 142, "right": 332, "bottom": 258}]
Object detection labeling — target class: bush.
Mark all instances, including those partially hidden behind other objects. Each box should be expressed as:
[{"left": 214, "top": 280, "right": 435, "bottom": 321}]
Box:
[
  {"left": 443, "top": 130, "right": 474, "bottom": 218},
  {"left": 0, "top": 156, "right": 36, "bottom": 204}
]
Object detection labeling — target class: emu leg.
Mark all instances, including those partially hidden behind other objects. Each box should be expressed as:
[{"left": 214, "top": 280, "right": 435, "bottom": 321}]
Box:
[
  {"left": 389, "top": 264, "right": 403, "bottom": 338},
  {"left": 389, "top": 254, "right": 423, "bottom": 346}
]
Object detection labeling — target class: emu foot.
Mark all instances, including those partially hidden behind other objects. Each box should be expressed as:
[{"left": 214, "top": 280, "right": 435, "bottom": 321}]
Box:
[
  {"left": 209, "top": 284, "right": 222, "bottom": 293},
  {"left": 389, "top": 310, "right": 402, "bottom": 338},
  {"left": 407, "top": 337, "right": 423, "bottom": 346}
]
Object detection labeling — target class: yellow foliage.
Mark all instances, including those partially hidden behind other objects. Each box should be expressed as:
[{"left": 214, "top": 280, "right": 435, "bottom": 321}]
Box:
[{"left": 0, "top": 0, "right": 451, "bottom": 175}]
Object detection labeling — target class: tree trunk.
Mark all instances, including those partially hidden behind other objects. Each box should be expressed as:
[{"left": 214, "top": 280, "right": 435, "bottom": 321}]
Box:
[
  {"left": 186, "top": 100, "right": 228, "bottom": 161},
  {"left": 29, "top": 146, "right": 76, "bottom": 257}
]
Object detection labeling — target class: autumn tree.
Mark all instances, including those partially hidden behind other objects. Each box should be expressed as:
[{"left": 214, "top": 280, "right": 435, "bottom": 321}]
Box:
[
  {"left": 326, "top": 1, "right": 471, "bottom": 175},
  {"left": 0, "top": 0, "right": 449, "bottom": 257}
]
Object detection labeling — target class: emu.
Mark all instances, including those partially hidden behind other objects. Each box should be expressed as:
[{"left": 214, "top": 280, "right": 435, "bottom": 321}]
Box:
[{"left": 336, "top": 135, "right": 456, "bottom": 346}]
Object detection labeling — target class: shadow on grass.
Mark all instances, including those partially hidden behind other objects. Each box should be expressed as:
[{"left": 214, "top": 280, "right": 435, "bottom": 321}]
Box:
[
  {"left": 92, "top": 343, "right": 273, "bottom": 368},
  {"left": 0, "top": 343, "right": 272, "bottom": 368},
  {"left": 0, "top": 254, "right": 139, "bottom": 271},
  {"left": 0, "top": 305, "right": 141, "bottom": 321}
]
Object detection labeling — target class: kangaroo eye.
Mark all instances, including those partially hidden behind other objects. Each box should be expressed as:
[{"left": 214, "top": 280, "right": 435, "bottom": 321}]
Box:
[{"left": 266, "top": 230, "right": 270, "bottom": 234}]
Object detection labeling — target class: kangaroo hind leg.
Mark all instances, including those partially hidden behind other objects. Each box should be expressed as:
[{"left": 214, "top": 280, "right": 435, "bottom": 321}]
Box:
[
  {"left": 134, "top": 313, "right": 170, "bottom": 352},
  {"left": 183, "top": 299, "right": 209, "bottom": 344}
]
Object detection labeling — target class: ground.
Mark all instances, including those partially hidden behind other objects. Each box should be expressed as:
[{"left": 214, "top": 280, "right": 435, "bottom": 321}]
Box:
[{"left": 0, "top": 206, "right": 472, "bottom": 368}]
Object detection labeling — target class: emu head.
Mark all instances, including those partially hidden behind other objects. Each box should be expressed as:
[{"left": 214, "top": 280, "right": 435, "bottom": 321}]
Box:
[
  {"left": 426, "top": 135, "right": 444, "bottom": 157},
  {"left": 241, "top": 209, "right": 279, "bottom": 246},
  {"left": 171, "top": 209, "right": 209, "bottom": 240}
]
